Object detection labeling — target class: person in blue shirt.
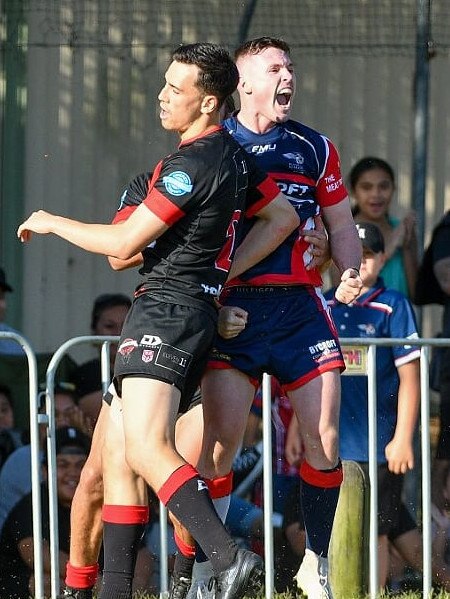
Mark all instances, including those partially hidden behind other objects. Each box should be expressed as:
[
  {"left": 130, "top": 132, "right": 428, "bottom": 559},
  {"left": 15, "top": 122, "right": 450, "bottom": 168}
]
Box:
[
  {"left": 327, "top": 222, "right": 423, "bottom": 590},
  {"left": 287, "top": 221, "right": 424, "bottom": 590}
]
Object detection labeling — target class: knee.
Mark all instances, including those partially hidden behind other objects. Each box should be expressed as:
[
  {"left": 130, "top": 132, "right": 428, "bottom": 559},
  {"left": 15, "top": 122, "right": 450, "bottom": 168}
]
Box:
[{"left": 78, "top": 460, "right": 103, "bottom": 500}]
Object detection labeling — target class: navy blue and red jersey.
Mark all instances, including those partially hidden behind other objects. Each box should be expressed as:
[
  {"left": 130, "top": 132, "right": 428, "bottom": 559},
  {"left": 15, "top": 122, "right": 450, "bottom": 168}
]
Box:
[
  {"left": 222, "top": 116, "right": 348, "bottom": 287},
  {"left": 112, "top": 126, "right": 280, "bottom": 305}
]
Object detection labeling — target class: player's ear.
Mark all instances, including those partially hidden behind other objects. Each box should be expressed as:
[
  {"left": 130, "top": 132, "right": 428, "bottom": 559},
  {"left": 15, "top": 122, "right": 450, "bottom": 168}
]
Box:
[{"left": 201, "top": 95, "right": 218, "bottom": 115}]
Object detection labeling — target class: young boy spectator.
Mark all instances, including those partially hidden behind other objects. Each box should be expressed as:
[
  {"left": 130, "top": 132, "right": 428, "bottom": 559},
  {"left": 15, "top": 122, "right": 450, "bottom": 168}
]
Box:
[{"left": 0, "top": 426, "right": 90, "bottom": 599}]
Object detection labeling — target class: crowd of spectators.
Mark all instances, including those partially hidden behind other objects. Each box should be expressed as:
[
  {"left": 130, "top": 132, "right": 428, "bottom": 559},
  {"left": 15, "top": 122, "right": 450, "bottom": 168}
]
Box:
[{"left": 0, "top": 201, "right": 449, "bottom": 596}]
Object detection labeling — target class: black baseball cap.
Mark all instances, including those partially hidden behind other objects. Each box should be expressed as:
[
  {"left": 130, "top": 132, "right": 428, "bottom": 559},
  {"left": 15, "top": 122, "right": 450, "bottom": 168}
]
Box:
[
  {"left": 0, "top": 268, "right": 13, "bottom": 292},
  {"left": 356, "top": 222, "right": 385, "bottom": 253},
  {"left": 54, "top": 426, "right": 90, "bottom": 457}
]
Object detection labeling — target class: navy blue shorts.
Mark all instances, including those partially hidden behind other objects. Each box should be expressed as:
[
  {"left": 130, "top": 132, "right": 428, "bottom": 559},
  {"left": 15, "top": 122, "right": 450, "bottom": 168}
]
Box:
[
  {"left": 209, "top": 286, "right": 344, "bottom": 389},
  {"left": 113, "top": 292, "right": 217, "bottom": 413}
]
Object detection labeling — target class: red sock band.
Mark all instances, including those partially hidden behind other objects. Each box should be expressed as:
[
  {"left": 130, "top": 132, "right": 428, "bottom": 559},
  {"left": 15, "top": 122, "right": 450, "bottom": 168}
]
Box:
[
  {"left": 299, "top": 460, "right": 343, "bottom": 488},
  {"left": 205, "top": 472, "right": 233, "bottom": 498},
  {"left": 174, "top": 532, "right": 196, "bottom": 557},
  {"left": 158, "top": 464, "right": 198, "bottom": 505},
  {"left": 102, "top": 504, "right": 149, "bottom": 524},
  {"left": 65, "top": 563, "right": 99, "bottom": 589}
]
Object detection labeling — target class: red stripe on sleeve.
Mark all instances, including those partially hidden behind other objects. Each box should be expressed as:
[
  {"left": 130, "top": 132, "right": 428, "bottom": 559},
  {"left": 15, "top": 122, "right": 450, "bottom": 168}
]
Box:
[
  {"left": 102, "top": 504, "right": 150, "bottom": 524},
  {"left": 246, "top": 176, "right": 280, "bottom": 218},
  {"left": 157, "top": 463, "right": 199, "bottom": 505},
  {"left": 111, "top": 204, "right": 137, "bottom": 224},
  {"left": 143, "top": 187, "right": 185, "bottom": 226},
  {"left": 299, "top": 460, "right": 343, "bottom": 488},
  {"left": 205, "top": 472, "right": 233, "bottom": 498}
]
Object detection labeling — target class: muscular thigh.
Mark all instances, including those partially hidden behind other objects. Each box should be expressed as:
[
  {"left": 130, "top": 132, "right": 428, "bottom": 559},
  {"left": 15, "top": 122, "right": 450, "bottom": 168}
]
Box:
[{"left": 114, "top": 293, "right": 217, "bottom": 413}]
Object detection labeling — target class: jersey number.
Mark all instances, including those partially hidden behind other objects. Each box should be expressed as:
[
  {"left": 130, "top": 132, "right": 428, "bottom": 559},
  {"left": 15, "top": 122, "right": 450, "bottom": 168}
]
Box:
[{"left": 215, "top": 209, "right": 242, "bottom": 272}]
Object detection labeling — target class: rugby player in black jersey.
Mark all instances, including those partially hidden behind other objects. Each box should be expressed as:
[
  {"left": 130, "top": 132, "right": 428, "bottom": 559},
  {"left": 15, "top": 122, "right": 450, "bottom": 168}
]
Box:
[{"left": 18, "top": 43, "right": 300, "bottom": 599}]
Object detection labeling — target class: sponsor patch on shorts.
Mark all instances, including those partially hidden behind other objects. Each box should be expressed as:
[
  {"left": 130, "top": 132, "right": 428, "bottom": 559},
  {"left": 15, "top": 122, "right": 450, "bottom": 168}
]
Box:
[{"left": 155, "top": 344, "right": 192, "bottom": 375}]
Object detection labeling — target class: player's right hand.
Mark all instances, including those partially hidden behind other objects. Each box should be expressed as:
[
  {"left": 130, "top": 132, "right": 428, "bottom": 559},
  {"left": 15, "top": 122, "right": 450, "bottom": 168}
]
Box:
[
  {"left": 217, "top": 305, "right": 248, "bottom": 339},
  {"left": 334, "top": 267, "right": 362, "bottom": 304}
]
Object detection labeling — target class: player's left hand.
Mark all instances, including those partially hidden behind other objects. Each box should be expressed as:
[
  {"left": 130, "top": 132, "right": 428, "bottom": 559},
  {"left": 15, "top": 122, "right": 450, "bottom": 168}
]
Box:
[
  {"left": 301, "top": 215, "right": 331, "bottom": 271},
  {"left": 385, "top": 437, "right": 414, "bottom": 474},
  {"left": 334, "top": 267, "right": 362, "bottom": 304},
  {"left": 217, "top": 305, "right": 248, "bottom": 339},
  {"left": 17, "top": 210, "right": 56, "bottom": 242}
]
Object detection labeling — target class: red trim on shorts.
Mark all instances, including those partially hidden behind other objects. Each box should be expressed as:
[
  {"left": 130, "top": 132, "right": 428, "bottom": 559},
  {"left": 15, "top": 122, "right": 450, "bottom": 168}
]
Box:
[
  {"left": 66, "top": 563, "right": 99, "bottom": 589},
  {"left": 299, "top": 460, "right": 343, "bottom": 488},
  {"left": 157, "top": 463, "right": 199, "bottom": 505},
  {"left": 282, "top": 360, "right": 344, "bottom": 392},
  {"left": 102, "top": 504, "right": 150, "bottom": 524},
  {"left": 205, "top": 472, "right": 233, "bottom": 498},
  {"left": 174, "top": 532, "right": 196, "bottom": 557}
]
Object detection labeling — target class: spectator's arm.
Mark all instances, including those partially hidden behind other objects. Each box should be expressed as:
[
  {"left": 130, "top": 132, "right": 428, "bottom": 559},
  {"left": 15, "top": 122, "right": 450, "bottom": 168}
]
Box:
[{"left": 385, "top": 359, "right": 420, "bottom": 474}]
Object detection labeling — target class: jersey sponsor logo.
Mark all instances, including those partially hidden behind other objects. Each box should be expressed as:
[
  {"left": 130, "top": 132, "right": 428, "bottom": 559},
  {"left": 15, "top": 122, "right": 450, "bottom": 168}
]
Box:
[
  {"left": 141, "top": 349, "right": 155, "bottom": 363},
  {"left": 283, "top": 152, "right": 305, "bottom": 171},
  {"left": 324, "top": 173, "right": 344, "bottom": 193},
  {"left": 201, "top": 283, "right": 223, "bottom": 296},
  {"left": 118, "top": 338, "right": 138, "bottom": 362},
  {"left": 155, "top": 344, "right": 192, "bottom": 375},
  {"left": 140, "top": 334, "right": 162, "bottom": 347},
  {"left": 251, "top": 143, "right": 277, "bottom": 154},
  {"left": 277, "top": 181, "right": 310, "bottom": 200},
  {"left": 308, "top": 339, "right": 338, "bottom": 355},
  {"left": 163, "top": 171, "right": 193, "bottom": 196}
]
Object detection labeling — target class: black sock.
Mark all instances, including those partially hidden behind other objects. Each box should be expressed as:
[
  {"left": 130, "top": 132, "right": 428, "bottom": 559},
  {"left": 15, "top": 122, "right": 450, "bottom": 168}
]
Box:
[
  {"left": 159, "top": 465, "right": 237, "bottom": 574},
  {"left": 98, "top": 505, "right": 148, "bottom": 599},
  {"left": 300, "top": 460, "right": 343, "bottom": 557}
]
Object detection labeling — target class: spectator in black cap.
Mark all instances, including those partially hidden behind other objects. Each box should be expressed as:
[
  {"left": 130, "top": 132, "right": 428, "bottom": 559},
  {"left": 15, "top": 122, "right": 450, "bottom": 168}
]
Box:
[
  {"left": 0, "top": 267, "right": 24, "bottom": 355},
  {"left": 69, "top": 293, "right": 131, "bottom": 427},
  {"left": 0, "top": 426, "right": 90, "bottom": 599}
]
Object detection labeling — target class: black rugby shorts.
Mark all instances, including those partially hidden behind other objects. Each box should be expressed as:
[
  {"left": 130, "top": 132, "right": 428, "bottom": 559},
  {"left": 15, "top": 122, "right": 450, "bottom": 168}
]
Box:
[{"left": 113, "top": 292, "right": 217, "bottom": 413}]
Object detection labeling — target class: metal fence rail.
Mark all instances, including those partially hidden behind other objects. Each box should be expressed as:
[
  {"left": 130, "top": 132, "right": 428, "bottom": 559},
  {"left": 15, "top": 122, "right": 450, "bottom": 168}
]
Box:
[{"left": 2, "top": 332, "right": 449, "bottom": 599}]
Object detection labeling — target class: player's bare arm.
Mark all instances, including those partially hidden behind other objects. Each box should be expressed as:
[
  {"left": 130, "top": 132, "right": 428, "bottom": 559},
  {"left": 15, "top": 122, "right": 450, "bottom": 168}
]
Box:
[
  {"left": 17, "top": 202, "right": 168, "bottom": 259},
  {"left": 108, "top": 252, "right": 143, "bottom": 271},
  {"left": 226, "top": 191, "right": 299, "bottom": 281},
  {"left": 322, "top": 198, "right": 363, "bottom": 304}
]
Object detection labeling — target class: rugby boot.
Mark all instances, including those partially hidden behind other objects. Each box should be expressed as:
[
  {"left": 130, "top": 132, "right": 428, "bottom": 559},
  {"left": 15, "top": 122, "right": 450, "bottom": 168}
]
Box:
[
  {"left": 169, "top": 573, "right": 192, "bottom": 599},
  {"left": 59, "top": 588, "right": 93, "bottom": 599},
  {"left": 214, "top": 548, "right": 264, "bottom": 599},
  {"left": 294, "top": 548, "right": 333, "bottom": 599}
]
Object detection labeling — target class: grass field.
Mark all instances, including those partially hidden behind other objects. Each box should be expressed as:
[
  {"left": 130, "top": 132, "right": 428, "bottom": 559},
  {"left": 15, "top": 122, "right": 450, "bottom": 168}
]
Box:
[{"left": 133, "top": 592, "right": 450, "bottom": 599}]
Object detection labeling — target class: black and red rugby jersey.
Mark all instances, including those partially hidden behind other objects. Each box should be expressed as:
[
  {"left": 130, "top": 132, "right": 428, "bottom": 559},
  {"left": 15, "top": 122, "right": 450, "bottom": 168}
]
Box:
[{"left": 113, "top": 126, "right": 279, "bottom": 305}]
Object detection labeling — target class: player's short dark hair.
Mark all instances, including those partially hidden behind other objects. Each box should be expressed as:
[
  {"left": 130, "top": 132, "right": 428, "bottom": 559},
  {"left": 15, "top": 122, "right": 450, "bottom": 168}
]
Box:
[
  {"left": 91, "top": 293, "right": 131, "bottom": 330},
  {"left": 234, "top": 37, "right": 291, "bottom": 61},
  {"left": 172, "top": 43, "right": 239, "bottom": 108},
  {"left": 348, "top": 157, "right": 396, "bottom": 191}
]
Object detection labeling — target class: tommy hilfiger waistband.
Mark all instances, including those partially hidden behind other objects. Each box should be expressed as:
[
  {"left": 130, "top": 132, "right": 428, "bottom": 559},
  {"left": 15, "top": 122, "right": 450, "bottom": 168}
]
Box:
[{"left": 227, "top": 285, "right": 307, "bottom": 295}]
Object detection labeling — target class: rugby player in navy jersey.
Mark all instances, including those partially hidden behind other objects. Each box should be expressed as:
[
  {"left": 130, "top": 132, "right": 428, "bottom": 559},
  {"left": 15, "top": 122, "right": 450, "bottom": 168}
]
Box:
[
  {"left": 184, "top": 38, "right": 363, "bottom": 599},
  {"left": 17, "top": 43, "right": 300, "bottom": 599}
]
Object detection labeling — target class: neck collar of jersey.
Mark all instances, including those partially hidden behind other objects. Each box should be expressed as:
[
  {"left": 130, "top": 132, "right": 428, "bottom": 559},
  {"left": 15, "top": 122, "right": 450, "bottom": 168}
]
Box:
[{"left": 179, "top": 125, "right": 223, "bottom": 147}]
